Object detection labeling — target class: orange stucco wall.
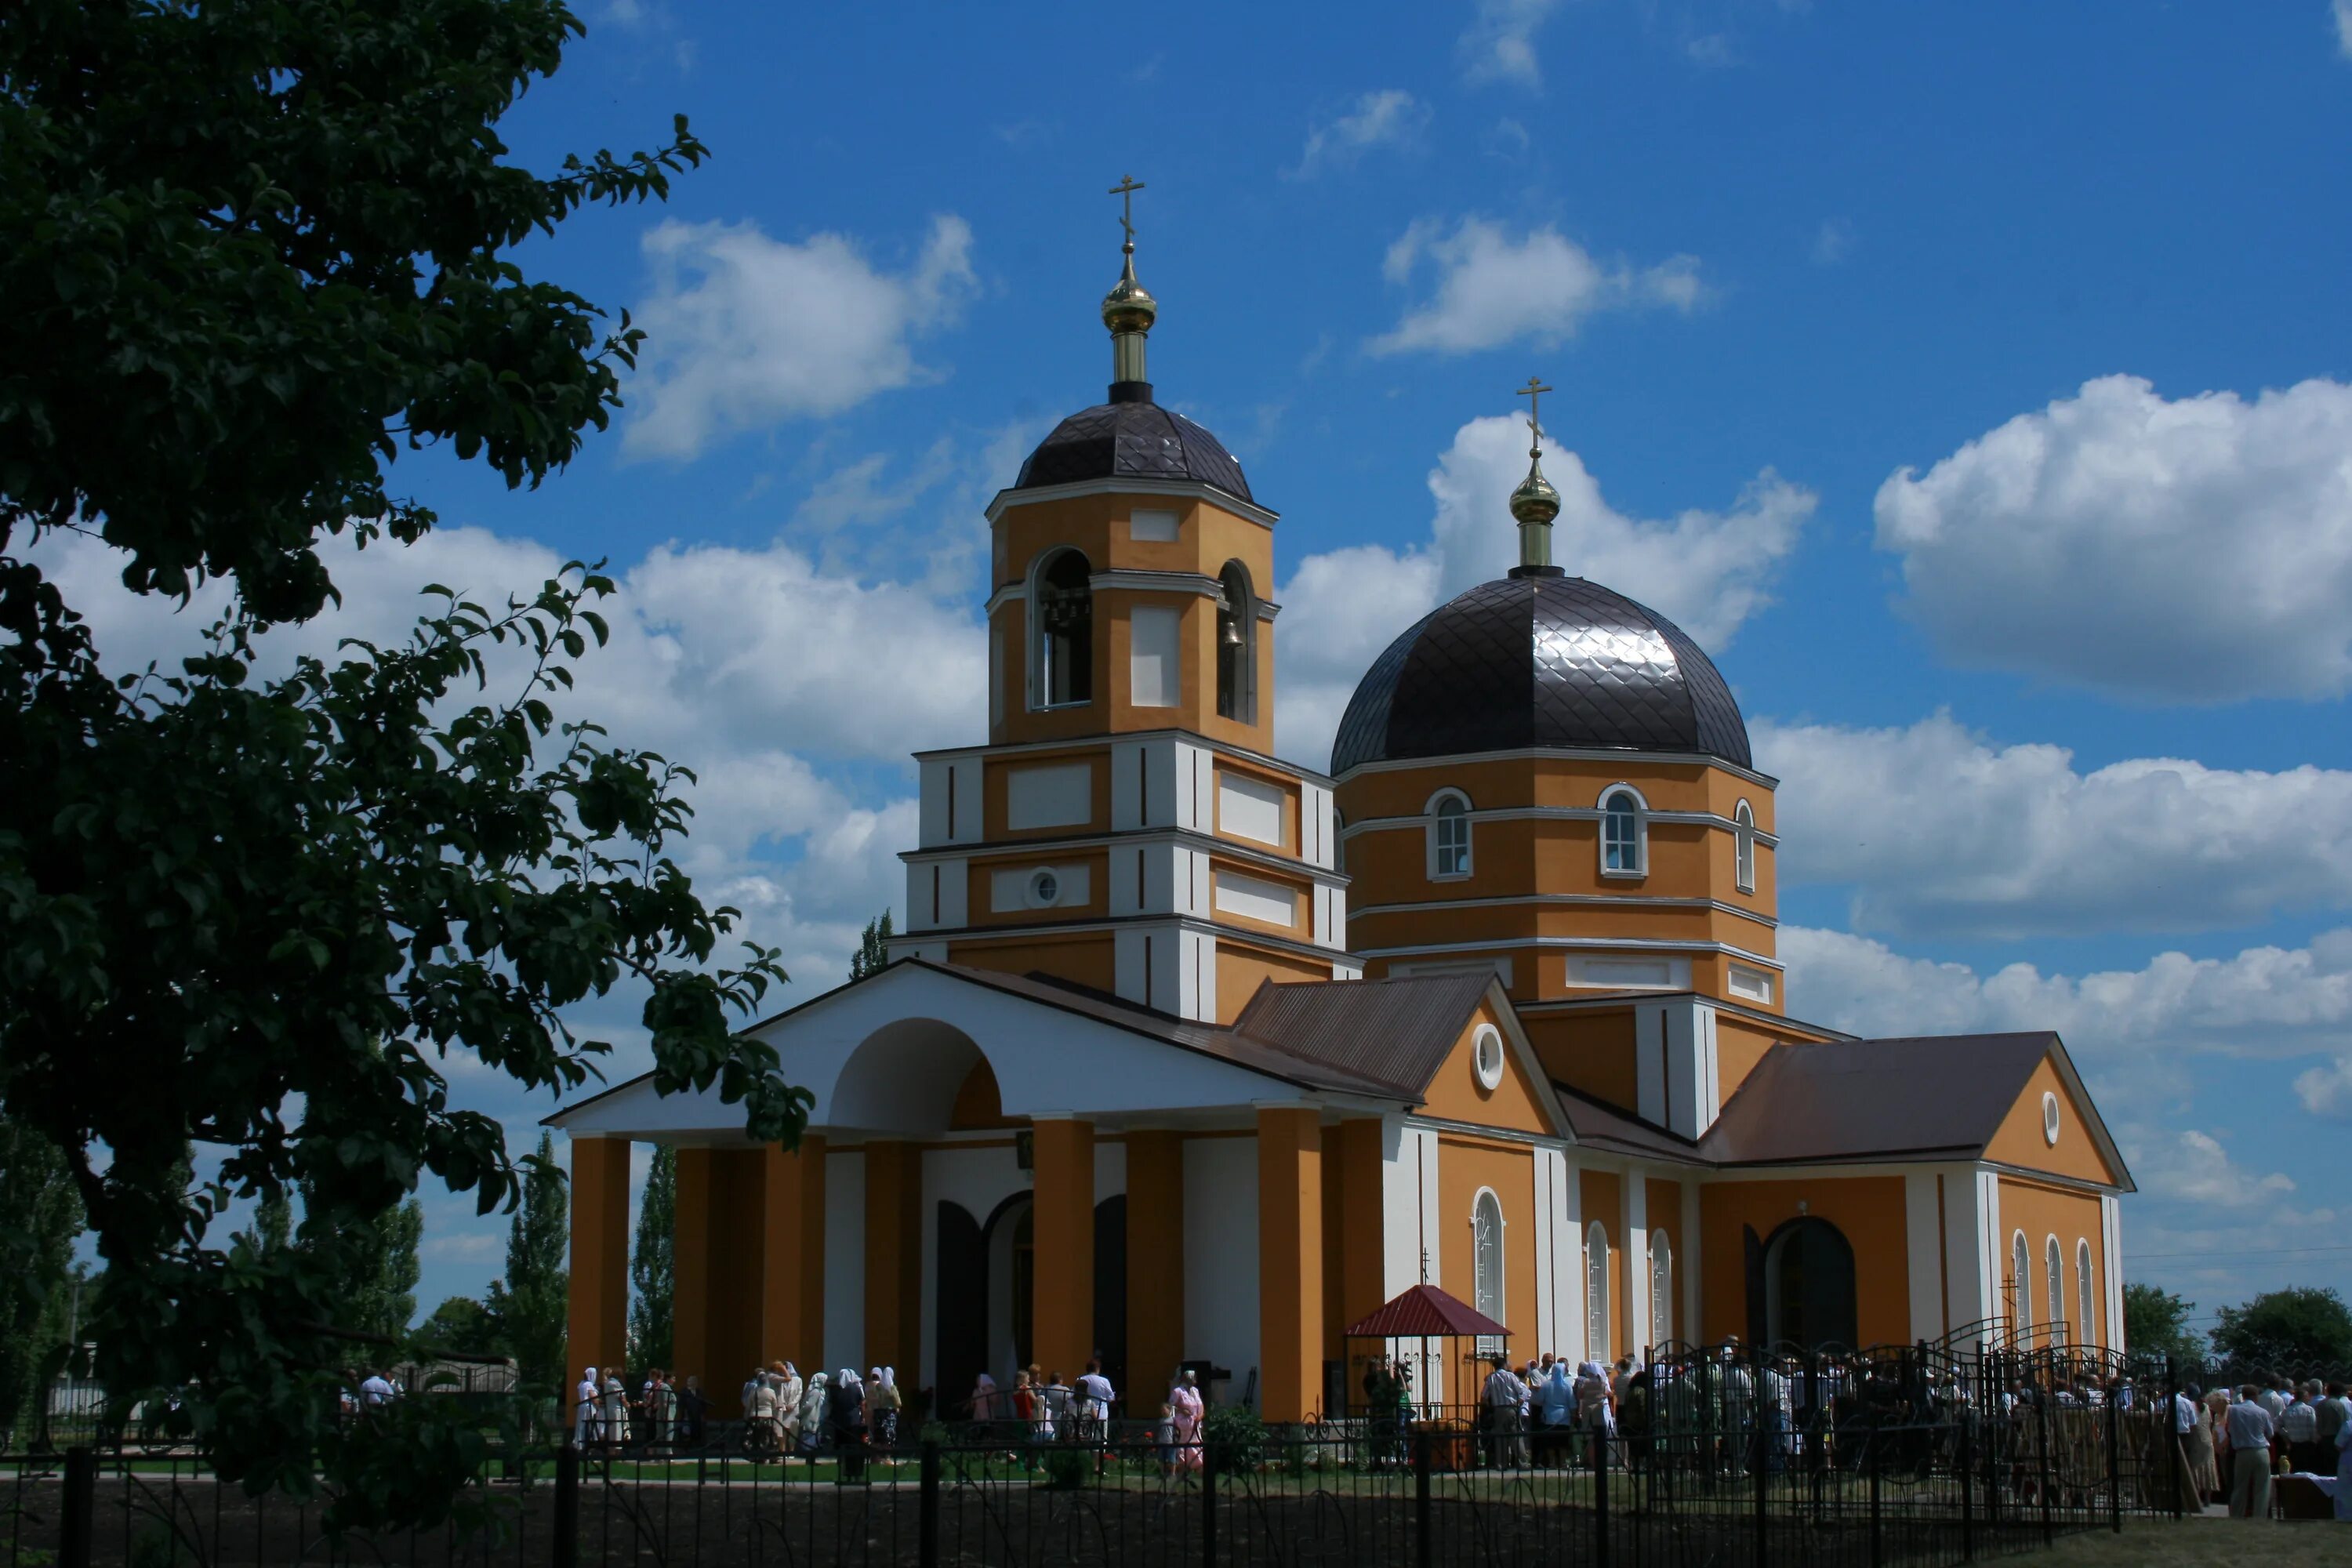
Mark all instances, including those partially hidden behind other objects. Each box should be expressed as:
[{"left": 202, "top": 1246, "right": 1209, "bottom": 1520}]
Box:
[
  {"left": 1985, "top": 1057, "right": 2120, "bottom": 1187},
  {"left": 1996, "top": 1174, "right": 2111, "bottom": 1348},
  {"left": 964, "top": 847, "right": 1112, "bottom": 926},
  {"left": 1214, "top": 942, "right": 1330, "bottom": 1025},
  {"left": 1439, "top": 1134, "right": 1539, "bottom": 1356},
  {"left": 1715, "top": 1019, "right": 1780, "bottom": 1105},
  {"left": 1527, "top": 1011, "right": 1639, "bottom": 1109},
  {"left": 1697, "top": 1176, "right": 1911, "bottom": 1347},
  {"left": 946, "top": 932, "right": 1116, "bottom": 992},
  {"left": 1420, "top": 1002, "right": 1555, "bottom": 1136}
]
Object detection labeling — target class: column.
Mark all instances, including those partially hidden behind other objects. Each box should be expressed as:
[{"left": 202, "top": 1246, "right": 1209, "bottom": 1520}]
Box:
[
  {"left": 671, "top": 1148, "right": 716, "bottom": 1398},
  {"left": 864, "top": 1139, "right": 924, "bottom": 1385},
  {"left": 565, "top": 1135, "right": 631, "bottom": 1388},
  {"left": 1031, "top": 1117, "right": 1095, "bottom": 1381},
  {"left": 1333, "top": 1119, "right": 1386, "bottom": 1335},
  {"left": 761, "top": 1134, "right": 827, "bottom": 1371},
  {"left": 1257, "top": 1105, "right": 1325, "bottom": 1424},
  {"left": 1125, "top": 1129, "right": 1186, "bottom": 1403}
]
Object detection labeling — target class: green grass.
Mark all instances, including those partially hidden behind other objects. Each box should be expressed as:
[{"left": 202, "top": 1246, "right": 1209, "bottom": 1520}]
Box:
[{"left": 2000, "top": 1517, "right": 2352, "bottom": 1566}]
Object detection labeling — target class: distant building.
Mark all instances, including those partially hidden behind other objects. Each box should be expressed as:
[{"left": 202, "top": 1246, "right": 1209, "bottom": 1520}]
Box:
[{"left": 552, "top": 207, "right": 2130, "bottom": 1421}]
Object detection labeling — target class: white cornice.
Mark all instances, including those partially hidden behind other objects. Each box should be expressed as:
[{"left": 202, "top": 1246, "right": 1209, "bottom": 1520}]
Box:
[
  {"left": 1348, "top": 892, "right": 1777, "bottom": 931},
  {"left": 899, "top": 825, "right": 1348, "bottom": 891},
  {"left": 1334, "top": 747, "right": 1779, "bottom": 790},
  {"left": 1341, "top": 804, "right": 1778, "bottom": 846},
  {"left": 985, "top": 477, "right": 1280, "bottom": 530},
  {"left": 911, "top": 727, "right": 1337, "bottom": 789},
  {"left": 889, "top": 911, "right": 1345, "bottom": 963},
  {"left": 1355, "top": 935, "right": 1784, "bottom": 971}
]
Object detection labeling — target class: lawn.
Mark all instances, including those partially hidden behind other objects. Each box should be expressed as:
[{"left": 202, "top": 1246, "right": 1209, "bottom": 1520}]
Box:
[{"left": 2007, "top": 1518, "right": 2352, "bottom": 1565}]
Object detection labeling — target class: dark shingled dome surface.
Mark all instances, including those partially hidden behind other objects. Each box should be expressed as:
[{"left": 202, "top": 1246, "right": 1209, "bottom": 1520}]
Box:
[
  {"left": 1330, "top": 573, "right": 1751, "bottom": 775},
  {"left": 1012, "top": 399, "right": 1252, "bottom": 503}
]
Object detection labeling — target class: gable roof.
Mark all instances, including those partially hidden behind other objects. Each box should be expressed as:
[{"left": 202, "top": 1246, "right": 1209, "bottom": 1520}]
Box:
[
  {"left": 1700, "top": 1032, "right": 2134, "bottom": 1189},
  {"left": 1226, "top": 971, "right": 1497, "bottom": 1100},
  {"left": 1345, "top": 1283, "right": 1510, "bottom": 1340}
]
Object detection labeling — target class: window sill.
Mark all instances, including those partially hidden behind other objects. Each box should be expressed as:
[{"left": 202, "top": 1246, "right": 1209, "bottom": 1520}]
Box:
[
  {"left": 1599, "top": 869, "right": 1648, "bottom": 882},
  {"left": 1427, "top": 870, "right": 1474, "bottom": 884},
  {"left": 1029, "top": 699, "right": 1096, "bottom": 713}
]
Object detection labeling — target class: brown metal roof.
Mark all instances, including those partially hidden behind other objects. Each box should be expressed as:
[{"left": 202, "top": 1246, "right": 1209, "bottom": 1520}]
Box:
[
  {"left": 1226, "top": 971, "right": 1497, "bottom": 1099},
  {"left": 1548, "top": 1084, "right": 1708, "bottom": 1164},
  {"left": 1345, "top": 1283, "right": 1511, "bottom": 1340},
  {"left": 1701, "top": 1032, "right": 2059, "bottom": 1166}
]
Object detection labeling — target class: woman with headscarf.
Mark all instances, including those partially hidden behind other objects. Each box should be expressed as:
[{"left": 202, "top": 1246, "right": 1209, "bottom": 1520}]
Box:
[
  {"left": 776, "top": 1363, "right": 804, "bottom": 1451},
  {"left": 746, "top": 1369, "right": 781, "bottom": 1459},
  {"left": 575, "top": 1367, "right": 599, "bottom": 1449},
  {"left": 1574, "top": 1360, "right": 1614, "bottom": 1474},
  {"left": 830, "top": 1368, "right": 869, "bottom": 1482},
  {"left": 869, "top": 1367, "right": 902, "bottom": 1452},
  {"left": 1540, "top": 1359, "right": 1576, "bottom": 1466},
  {"left": 601, "top": 1367, "right": 628, "bottom": 1454},
  {"left": 797, "top": 1372, "right": 829, "bottom": 1457},
  {"left": 969, "top": 1372, "right": 999, "bottom": 1425},
  {"left": 1169, "top": 1369, "right": 1206, "bottom": 1475}
]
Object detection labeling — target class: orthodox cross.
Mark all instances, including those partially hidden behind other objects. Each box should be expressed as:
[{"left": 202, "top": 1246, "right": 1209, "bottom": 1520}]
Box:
[
  {"left": 1515, "top": 375, "right": 1554, "bottom": 454},
  {"left": 1109, "top": 175, "right": 1146, "bottom": 245}
]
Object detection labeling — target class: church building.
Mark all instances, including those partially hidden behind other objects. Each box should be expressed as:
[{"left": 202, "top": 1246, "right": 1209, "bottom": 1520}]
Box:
[{"left": 552, "top": 196, "right": 2134, "bottom": 1424}]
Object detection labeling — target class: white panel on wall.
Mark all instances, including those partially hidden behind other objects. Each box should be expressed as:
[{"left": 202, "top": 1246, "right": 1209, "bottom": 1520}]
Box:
[
  {"left": 1111, "top": 741, "right": 1148, "bottom": 831},
  {"left": 1214, "top": 869, "right": 1295, "bottom": 927},
  {"left": 1567, "top": 955, "right": 1689, "bottom": 991},
  {"left": 1977, "top": 1171, "right": 2004, "bottom": 1330},
  {"left": 1726, "top": 965, "right": 1774, "bottom": 1005},
  {"left": 1109, "top": 844, "right": 1145, "bottom": 914},
  {"left": 823, "top": 1149, "right": 866, "bottom": 1374},
  {"left": 1906, "top": 1174, "right": 1945, "bottom": 1342},
  {"left": 1182, "top": 1136, "right": 1258, "bottom": 1402},
  {"left": 1006, "top": 762, "right": 1092, "bottom": 829},
  {"left": 949, "top": 759, "right": 980, "bottom": 843},
  {"left": 1173, "top": 742, "right": 1215, "bottom": 833},
  {"left": 1299, "top": 783, "right": 1334, "bottom": 869},
  {"left": 1381, "top": 1119, "right": 1421, "bottom": 1299},
  {"left": 1216, "top": 771, "right": 1286, "bottom": 847},
  {"left": 919, "top": 758, "right": 950, "bottom": 847},
  {"left": 1533, "top": 1150, "right": 1556, "bottom": 1365},
  {"left": 1940, "top": 1173, "right": 1983, "bottom": 1344},
  {"left": 989, "top": 863, "right": 1089, "bottom": 912},
  {"left": 1149, "top": 927, "right": 1181, "bottom": 1013},
  {"left": 1178, "top": 929, "right": 1218, "bottom": 1021},
  {"left": 1624, "top": 1182, "right": 1650, "bottom": 1353},
  {"left": 1140, "top": 738, "right": 1177, "bottom": 829},
  {"left": 905, "top": 865, "right": 929, "bottom": 931},
  {"left": 1635, "top": 1007, "right": 1665, "bottom": 1127},
  {"left": 1128, "top": 508, "right": 1181, "bottom": 542},
  {"left": 1129, "top": 606, "right": 1181, "bottom": 708},
  {"left": 2100, "top": 1196, "right": 2124, "bottom": 1348}
]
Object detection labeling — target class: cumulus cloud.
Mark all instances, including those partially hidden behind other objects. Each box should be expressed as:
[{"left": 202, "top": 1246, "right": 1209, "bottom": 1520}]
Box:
[
  {"left": 1458, "top": 0, "right": 1562, "bottom": 86},
  {"left": 626, "top": 215, "right": 978, "bottom": 461},
  {"left": 1874, "top": 375, "right": 2352, "bottom": 702},
  {"left": 1369, "top": 219, "right": 1702, "bottom": 356},
  {"left": 2295, "top": 1054, "right": 2352, "bottom": 1118},
  {"left": 2130, "top": 1129, "right": 2295, "bottom": 1208},
  {"left": 1778, "top": 924, "right": 2352, "bottom": 1063},
  {"left": 1755, "top": 712, "right": 2352, "bottom": 938},
  {"left": 1288, "top": 91, "right": 1429, "bottom": 179},
  {"left": 1277, "top": 414, "right": 1810, "bottom": 767}
]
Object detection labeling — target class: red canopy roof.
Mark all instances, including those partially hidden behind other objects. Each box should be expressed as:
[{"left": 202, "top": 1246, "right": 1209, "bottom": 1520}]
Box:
[{"left": 1343, "top": 1284, "right": 1508, "bottom": 1341}]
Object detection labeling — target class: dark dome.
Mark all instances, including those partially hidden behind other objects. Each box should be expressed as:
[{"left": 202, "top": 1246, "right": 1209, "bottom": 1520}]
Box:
[
  {"left": 1013, "top": 396, "right": 1252, "bottom": 503},
  {"left": 1330, "top": 572, "right": 1751, "bottom": 776}
]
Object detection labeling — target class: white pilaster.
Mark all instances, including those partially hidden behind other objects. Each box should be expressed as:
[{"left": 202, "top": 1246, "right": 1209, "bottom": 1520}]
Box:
[{"left": 1904, "top": 1173, "right": 1944, "bottom": 1344}]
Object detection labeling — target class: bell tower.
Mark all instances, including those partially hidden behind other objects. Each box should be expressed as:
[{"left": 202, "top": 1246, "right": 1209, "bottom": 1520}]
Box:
[{"left": 892, "top": 180, "right": 1353, "bottom": 1021}]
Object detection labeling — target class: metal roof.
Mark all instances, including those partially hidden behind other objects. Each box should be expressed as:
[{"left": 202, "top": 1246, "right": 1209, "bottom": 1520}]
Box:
[
  {"left": 1011, "top": 395, "right": 1252, "bottom": 503},
  {"left": 1226, "top": 971, "right": 1496, "bottom": 1099},
  {"left": 1345, "top": 1283, "right": 1510, "bottom": 1341},
  {"left": 1330, "top": 572, "right": 1751, "bottom": 775}
]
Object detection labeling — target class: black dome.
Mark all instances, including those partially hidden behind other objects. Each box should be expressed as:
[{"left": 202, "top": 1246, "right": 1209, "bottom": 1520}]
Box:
[
  {"left": 1330, "top": 572, "right": 1751, "bottom": 776},
  {"left": 1013, "top": 395, "right": 1252, "bottom": 503}
]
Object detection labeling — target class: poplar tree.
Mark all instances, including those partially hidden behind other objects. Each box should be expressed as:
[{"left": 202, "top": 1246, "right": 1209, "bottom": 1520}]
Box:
[
  {"left": 485, "top": 1134, "right": 569, "bottom": 1395},
  {"left": 850, "top": 912, "right": 896, "bottom": 982},
  {"left": 629, "top": 1147, "right": 677, "bottom": 1367}
]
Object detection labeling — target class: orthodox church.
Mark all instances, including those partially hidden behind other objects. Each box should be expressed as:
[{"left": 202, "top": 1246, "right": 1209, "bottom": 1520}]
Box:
[{"left": 553, "top": 195, "right": 2133, "bottom": 1424}]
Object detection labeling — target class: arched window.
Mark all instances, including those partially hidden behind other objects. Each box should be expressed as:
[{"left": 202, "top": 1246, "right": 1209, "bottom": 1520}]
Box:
[
  {"left": 2045, "top": 1236, "right": 2065, "bottom": 1342},
  {"left": 1428, "top": 789, "right": 1472, "bottom": 880},
  {"left": 1215, "top": 562, "right": 1257, "bottom": 723},
  {"left": 1472, "top": 1191, "right": 1505, "bottom": 1356},
  {"left": 1031, "top": 548, "right": 1093, "bottom": 708},
  {"left": 2076, "top": 1240, "right": 2096, "bottom": 1348},
  {"left": 1734, "top": 800, "right": 1756, "bottom": 894},
  {"left": 1585, "top": 1221, "right": 1610, "bottom": 1362},
  {"left": 2010, "top": 1231, "right": 2031, "bottom": 1334},
  {"left": 1600, "top": 787, "right": 1646, "bottom": 877},
  {"left": 1649, "top": 1229, "right": 1673, "bottom": 1346}
]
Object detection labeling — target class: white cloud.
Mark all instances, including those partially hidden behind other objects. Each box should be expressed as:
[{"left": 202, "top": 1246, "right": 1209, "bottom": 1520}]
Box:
[
  {"left": 1370, "top": 219, "right": 1702, "bottom": 356},
  {"left": 1276, "top": 414, "right": 1810, "bottom": 768},
  {"left": 1811, "top": 218, "right": 1854, "bottom": 265},
  {"left": 1778, "top": 924, "right": 2352, "bottom": 1063},
  {"left": 1458, "top": 0, "right": 1562, "bottom": 86},
  {"left": 1874, "top": 375, "right": 2352, "bottom": 701},
  {"left": 2295, "top": 1054, "right": 2352, "bottom": 1118},
  {"left": 2336, "top": 0, "right": 2352, "bottom": 59},
  {"left": 1289, "top": 91, "right": 1429, "bottom": 179},
  {"left": 1755, "top": 712, "right": 2352, "bottom": 938},
  {"left": 2130, "top": 1129, "right": 2295, "bottom": 1208},
  {"left": 625, "top": 215, "right": 977, "bottom": 460}
]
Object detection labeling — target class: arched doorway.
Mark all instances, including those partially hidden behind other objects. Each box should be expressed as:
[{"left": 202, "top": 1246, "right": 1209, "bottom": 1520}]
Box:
[
  {"left": 1762, "top": 1218, "right": 1857, "bottom": 1349},
  {"left": 982, "top": 1194, "right": 1035, "bottom": 1379}
]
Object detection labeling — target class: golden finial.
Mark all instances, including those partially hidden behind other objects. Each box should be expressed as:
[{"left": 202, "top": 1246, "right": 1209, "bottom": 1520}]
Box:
[
  {"left": 1510, "top": 376, "right": 1562, "bottom": 537},
  {"left": 1102, "top": 175, "right": 1157, "bottom": 347}
]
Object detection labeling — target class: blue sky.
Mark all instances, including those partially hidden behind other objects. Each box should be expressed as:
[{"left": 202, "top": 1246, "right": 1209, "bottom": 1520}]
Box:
[{"left": 59, "top": 0, "right": 2352, "bottom": 1337}]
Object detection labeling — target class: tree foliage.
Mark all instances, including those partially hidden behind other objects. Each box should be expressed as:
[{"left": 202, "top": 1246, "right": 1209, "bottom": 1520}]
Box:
[
  {"left": 0, "top": 1110, "right": 84, "bottom": 1443},
  {"left": 850, "top": 912, "right": 895, "bottom": 982},
  {"left": 0, "top": 0, "right": 808, "bottom": 1526},
  {"left": 416, "top": 1298, "right": 503, "bottom": 1359},
  {"left": 2122, "top": 1282, "right": 2199, "bottom": 1367},
  {"left": 485, "top": 1134, "right": 569, "bottom": 1396},
  {"left": 2209, "top": 1286, "right": 2352, "bottom": 1372},
  {"left": 314, "top": 1196, "right": 424, "bottom": 1346},
  {"left": 629, "top": 1145, "right": 676, "bottom": 1368}
]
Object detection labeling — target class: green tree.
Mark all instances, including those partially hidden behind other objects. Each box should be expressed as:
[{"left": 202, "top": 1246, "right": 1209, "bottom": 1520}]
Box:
[
  {"left": 313, "top": 1196, "right": 423, "bottom": 1344},
  {"left": 2122, "top": 1283, "right": 2199, "bottom": 1367},
  {"left": 2209, "top": 1286, "right": 2352, "bottom": 1371},
  {"left": 416, "top": 1298, "right": 503, "bottom": 1359},
  {"left": 485, "top": 1134, "right": 569, "bottom": 1395},
  {"left": 629, "top": 1146, "right": 677, "bottom": 1367},
  {"left": 241, "top": 1190, "right": 294, "bottom": 1258},
  {"left": 0, "top": 1112, "right": 84, "bottom": 1443},
  {"left": 850, "top": 911, "right": 895, "bottom": 982},
  {"left": 0, "top": 0, "right": 808, "bottom": 1526}
]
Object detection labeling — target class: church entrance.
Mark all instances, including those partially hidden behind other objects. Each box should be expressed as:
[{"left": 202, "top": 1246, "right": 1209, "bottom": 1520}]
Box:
[{"left": 1762, "top": 1217, "right": 1858, "bottom": 1349}]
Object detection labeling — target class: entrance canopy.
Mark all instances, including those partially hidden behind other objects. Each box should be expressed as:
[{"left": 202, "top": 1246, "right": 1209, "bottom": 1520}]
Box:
[{"left": 1345, "top": 1285, "right": 1507, "bottom": 1341}]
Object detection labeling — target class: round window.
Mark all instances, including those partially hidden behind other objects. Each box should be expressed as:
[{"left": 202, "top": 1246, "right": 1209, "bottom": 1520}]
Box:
[
  {"left": 1472, "top": 1024, "right": 1505, "bottom": 1091},
  {"left": 2041, "top": 1091, "right": 2061, "bottom": 1146},
  {"left": 1029, "top": 869, "right": 1061, "bottom": 908}
]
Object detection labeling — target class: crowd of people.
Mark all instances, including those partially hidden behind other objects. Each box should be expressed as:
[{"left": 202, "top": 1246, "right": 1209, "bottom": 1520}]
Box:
[{"left": 2168, "top": 1375, "right": 2352, "bottom": 1521}]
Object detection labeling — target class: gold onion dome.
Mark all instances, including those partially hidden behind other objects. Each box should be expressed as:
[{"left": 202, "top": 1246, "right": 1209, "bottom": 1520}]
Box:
[
  {"left": 1102, "top": 254, "right": 1156, "bottom": 336},
  {"left": 1510, "top": 459, "right": 1561, "bottom": 527}
]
